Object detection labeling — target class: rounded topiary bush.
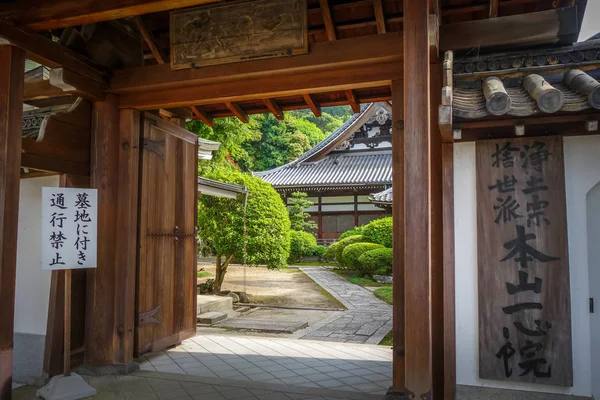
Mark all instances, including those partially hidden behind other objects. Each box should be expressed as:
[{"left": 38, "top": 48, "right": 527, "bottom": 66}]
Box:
[
  {"left": 358, "top": 247, "right": 393, "bottom": 276},
  {"left": 324, "top": 241, "right": 340, "bottom": 261},
  {"left": 339, "top": 226, "right": 364, "bottom": 241},
  {"left": 361, "top": 217, "right": 393, "bottom": 248},
  {"left": 312, "top": 245, "right": 327, "bottom": 258},
  {"left": 334, "top": 235, "right": 366, "bottom": 262},
  {"left": 341, "top": 242, "right": 385, "bottom": 270},
  {"left": 288, "top": 230, "right": 317, "bottom": 263}
]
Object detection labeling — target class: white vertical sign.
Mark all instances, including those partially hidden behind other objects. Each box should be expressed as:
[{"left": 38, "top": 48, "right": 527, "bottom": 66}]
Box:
[{"left": 41, "top": 187, "right": 98, "bottom": 270}]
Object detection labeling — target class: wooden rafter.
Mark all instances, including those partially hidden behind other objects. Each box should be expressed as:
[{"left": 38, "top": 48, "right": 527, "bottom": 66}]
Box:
[
  {"left": 133, "top": 16, "right": 166, "bottom": 64},
  {"left": 303, "top": 94, "right": 322, "bottom": 117},
  {"left": 225, "top": 102, "right": 249, "bottom": 123},
  {"left": 489, "top": 0, "right": 499, "bottom": 18},
  {"left": 373, "top": 0, "right": 386, "bottom": 34},
  {"left": 191, "top": 106, "right": 214, "bottom": 127},
  {"left": 0, "top": 0, "right": 222, "bottom": 31},
  {"left": 264, "top": 98, "right": 284, "bottom": 120},
  {"left": 346, "top": 90, "right": 360, "bottom": 113},
  {"left": 320, "top": 0, "right": 337, "bottom": 41}
]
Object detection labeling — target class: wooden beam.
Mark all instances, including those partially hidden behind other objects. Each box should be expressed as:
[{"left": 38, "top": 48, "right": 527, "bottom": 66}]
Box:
[
  {"left": 0, "top": 20, "right": 105, "bottom": 84},
  {"left": 373, "top": 0, "right": 386, "bottom": 34},
  {"left": 403, "top": 0, "right": 432, "bottom": 398},
  {"left": 304, "top": 94, "right": 322, "bottom": 117},
  {"left": 320, "top": 0, "right": 337, "bottom": 41},
  {"left": 133, "top": 16, "right": 166, "bottom": 64},
  {"left": 264, "top": 98, "right": 284, "bottom": 120},
  {"left": 440, "top": 7, "right": 579, "bottom": 51},
  {"left": 489, "top": 0, "right": 499, "bottom": 18},
  {"left": 49, "top": 68, "right": 106, "bottom": 101},
  {"left": 0, "top": 45, "right": 25, "bottom": 400},
  {"left": 226, "top": 102, "right": 249, "bottom": 123},
  {"left": 442, "top": 143, "right": 456, "bottom": 400},
  {"left": 191, "top": 106, "right": 214, "bottom": 127},
  {"left": 391, "top": 79, "right": 405, "bottom": 395},
  {"left": 346, "top": 90, "right": 360, "bottom": 113},
  {"left": 1, "top": 0, "right": 222, "bottom": 31},
  {"left": 111, "top": 33, "right": 403, "bottom": 94}
]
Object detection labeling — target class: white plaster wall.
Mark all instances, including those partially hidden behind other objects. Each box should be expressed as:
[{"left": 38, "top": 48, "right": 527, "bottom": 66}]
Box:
[
  {"left": 454, "top": 135, "right": 600, "bottom": 397},
  {"left": 13, "top": 175, "right": 60, "bottom": 335}
]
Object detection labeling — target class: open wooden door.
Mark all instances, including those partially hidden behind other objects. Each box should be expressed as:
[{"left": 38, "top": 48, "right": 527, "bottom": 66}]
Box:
[{"left": 135, "top": 113, "right": 198, "bottom": 356}]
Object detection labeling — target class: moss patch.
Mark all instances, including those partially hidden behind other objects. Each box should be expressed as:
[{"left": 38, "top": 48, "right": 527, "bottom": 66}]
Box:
[
  {"left": 379, "top": 330, "right": 393, "bottom": 346},
  {"left": 373, "top": 286, "right": 393, "bottom": 305},
  {"left": 197, "top": 270, "right": 212, "bottom": 278}
]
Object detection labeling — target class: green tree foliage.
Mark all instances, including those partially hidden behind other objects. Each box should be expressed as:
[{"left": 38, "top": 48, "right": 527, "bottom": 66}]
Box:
[
  {"left": 287, "top": 192, "right": 317, "bottom": 233},
  {"left": 197, "top": 162, "right": 291, "bottom": 292},
  {"left": 288, "top": 230, "right": 318, "bottom": 263},
  {"left": 361, "top": 217, "right": 393, "bottom": 248},
  {"left": 341, "top": 243, "right": 385, "bottom": 270},
  {"left": 358, "top": 248, "right": 393, "bottom": 276},
  {"left": 339, "top": 226, "right": 365, "bottom": 240}
]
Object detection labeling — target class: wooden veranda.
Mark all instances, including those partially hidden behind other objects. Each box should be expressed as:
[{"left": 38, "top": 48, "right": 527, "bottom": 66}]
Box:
[{"left": 0, "top": 0, "right": 587, "bottom": 399}]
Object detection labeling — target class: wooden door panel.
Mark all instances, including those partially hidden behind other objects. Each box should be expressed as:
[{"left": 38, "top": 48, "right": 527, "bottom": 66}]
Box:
[{"left": 135, "top": 114, "right": 198, "bottom": 356}]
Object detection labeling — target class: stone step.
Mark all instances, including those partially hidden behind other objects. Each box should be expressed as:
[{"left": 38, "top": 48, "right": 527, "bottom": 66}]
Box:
[
  {"left": 197, "top": 311, "right": 228, "bottom": 325},
  {"left": 197, "top": 295, "right": 239, "bottom": 319},
  {"left": 215, "top": 318, "right": 309, "bottom": 333}
]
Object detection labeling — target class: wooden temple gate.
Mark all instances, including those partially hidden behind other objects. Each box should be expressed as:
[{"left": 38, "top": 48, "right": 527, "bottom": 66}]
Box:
[{"left": 0, "top": 0, "right": 588, "bottom": 399}]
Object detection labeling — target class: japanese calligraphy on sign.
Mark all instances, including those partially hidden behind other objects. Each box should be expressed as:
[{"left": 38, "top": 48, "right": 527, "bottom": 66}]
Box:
[
  {"left": 41, "top": 188, "right": 97, "bottom": 270},
  {"left": 476, "top": 137, "right": 572, "bottom": 386}
]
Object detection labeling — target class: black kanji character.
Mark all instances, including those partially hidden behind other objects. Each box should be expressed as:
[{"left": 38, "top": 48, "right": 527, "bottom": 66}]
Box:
[
  {"left": 494, "top": 196, "right": 523, "bottom": 224},
  {"left": 522, "top": 176, "right": 548, "bottom": 195},
  {"left": 514, "top": 320, "right": 551, "bottom": 337},
  {"left": 77, "top": 251, "right": 86, "bottom": 266},
  {"left": 506, "top": 270, "right": 542, "bottom": 294},
  {"left": 74, "top": 193, "right": 91, "bottom": 209},
  {"left": 502, "top": 302, "right": 543, "bottom": 315},
  {"left": 74, "top": 236, "right": 90, "bottom": 251},
  {"left": 491, "top": 142, "right": 520, "bottom": 168},
  {"left": 495, "top": 327, "right": 516, "bottom": 378},
  {"left": 488, "top": 175, "right": 518, "bottom": 193},
  {"left": 518, "top": 340, "right": 551, "bottom": 378},
  {"left": 521, "top": 142, "right": 551, "bottom": 173},
  {"left": 50, "top": 193, "right": 67, "bottom": 209},
  {"left": 76, "top": 224, "right": 89, "bottom": 236},
  {"left": 50, "top": 212, "right": 66, "bottom": 228},
  {"left": 501, "top": 225, "right": 560, "bottom": 268},
  {"left": 74, "top": 209, "right": 91, "bottom": 223},
  {"left": 527, "top": 194, "right": 550, "bottom": 227},
  {"left": 49, "top": 252, "right": 65, "bottom": 266},
  {"left": 49, "top": 231, "right": 67, "bottom": 249}
]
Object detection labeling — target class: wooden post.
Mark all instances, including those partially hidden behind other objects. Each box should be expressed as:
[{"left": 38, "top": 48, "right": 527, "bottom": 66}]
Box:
[
  {"left": 86, "top": 98, "right": 139, "bottom": 366},
  {"left": 0, "top": 45, "right": 25, "bottom": 400},
  {"left": 391, "top": 79, "right": 405, "bottom": 394},
  {"left": 63, "top": 270, "right": 72, "bottom": 375},
  {"left": 403, "top": 0, "right": 433, "bottom": 398}
]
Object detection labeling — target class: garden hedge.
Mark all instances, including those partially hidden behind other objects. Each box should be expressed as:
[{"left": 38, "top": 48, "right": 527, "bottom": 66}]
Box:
[
  {"left": 288, "top": 230, "right": 318, "bottom": 263},
  {"left": 358, "top": 247, "right": 393, "bottom": 276},
  {"left": 341, "top": 242, "right": 385, "bottom": 270},
  {"left": 361, "top": 217, "right": 393, "bottom": 248}
]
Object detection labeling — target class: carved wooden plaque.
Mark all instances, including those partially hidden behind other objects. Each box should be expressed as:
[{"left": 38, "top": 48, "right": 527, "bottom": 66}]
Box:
[
  {"left": 170, "top": 0, "right": 308, "bottom": 70},
  {"left": 476, "top": 136, "right": 572, "bottom": 386}
]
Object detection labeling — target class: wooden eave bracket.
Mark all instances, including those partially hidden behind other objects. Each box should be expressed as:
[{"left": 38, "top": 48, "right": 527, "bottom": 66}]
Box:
[
  {"left": 439, "top": 50, "right": 454, "bottom": 142},
  {"left": 48, "top": 68, "right": 105, "bottom": 101}
]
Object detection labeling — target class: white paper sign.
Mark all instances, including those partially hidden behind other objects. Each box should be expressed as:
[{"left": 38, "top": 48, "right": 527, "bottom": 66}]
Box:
[{"left": 41, "top": 187, "right": 98, "bottom": 270}]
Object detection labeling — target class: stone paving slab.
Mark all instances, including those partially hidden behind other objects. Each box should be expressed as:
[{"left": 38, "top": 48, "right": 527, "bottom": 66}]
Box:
[
  {"left": 291, "top": 267, "right": 392, "bottom": 344},
  {"left": 137, "top": 334, "right": 392, "bottom": 396},
  {"left": 215, "top": 318, "right": 308, "bottom": 333}
]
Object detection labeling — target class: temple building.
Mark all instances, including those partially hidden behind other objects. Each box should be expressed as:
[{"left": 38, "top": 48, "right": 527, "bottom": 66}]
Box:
[{"left": 257, "top": 102, "right": 392, "bottom": 243}]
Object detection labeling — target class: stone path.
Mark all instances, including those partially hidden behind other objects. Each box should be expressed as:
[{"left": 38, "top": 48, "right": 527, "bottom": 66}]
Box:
[
  {"left": 137, "top": 334, "right": 392, "bottom": 396},
  {"left": 291, "top": 267, "right": 392, "bottom": 345}
]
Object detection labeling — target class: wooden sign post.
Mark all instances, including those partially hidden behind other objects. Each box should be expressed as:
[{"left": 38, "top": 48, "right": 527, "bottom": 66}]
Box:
[
  {"left": 476, "top": 136, "right": 572, "bottom": 387},
  {"left": 38, "top": 188, "right": 98, "bottom": 400}
]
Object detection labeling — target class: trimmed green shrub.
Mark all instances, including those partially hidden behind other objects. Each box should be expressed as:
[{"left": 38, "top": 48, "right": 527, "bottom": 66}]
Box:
[
  {"left": 324, "top": 242, "right": 340, "bottom": 262},
  {"left": 288, "top": 230, "right": 318, "bottom": 263},
  {"left": 312, "top": 245, "right": 327, "bottom": 258},
  {"left": 341, "top": 242, "right": 385, "bottom": 270},
  {"left": 362, "top": 217, "right": 393, "bottom": 248},
  {"left": 333, "top": 235, "right": 366, "bottom": 262},
  {"left": 358, "top": 247, "right": 393, "bottom": 276},
  {"left": 339, "top": 226, "right": 364, "bottom": 240}
]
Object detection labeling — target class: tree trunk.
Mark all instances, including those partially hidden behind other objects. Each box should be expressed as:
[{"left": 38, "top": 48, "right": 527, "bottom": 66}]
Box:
[{"left": 213, "top": 254, "right": 233, "bottom": 293}]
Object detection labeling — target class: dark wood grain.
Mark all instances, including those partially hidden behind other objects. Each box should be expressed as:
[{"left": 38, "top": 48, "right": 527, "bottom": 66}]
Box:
[
  {"left": 403, "top": 0, "right": 432, "bottom": 397},
  {"left": 0, "top": 45, "right": 25, "bottom": 400},
  {"left": 476, "top": 136, "right": 572, "bottom": 386}
]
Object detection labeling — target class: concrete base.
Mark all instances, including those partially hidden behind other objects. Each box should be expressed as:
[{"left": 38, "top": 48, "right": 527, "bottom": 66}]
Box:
[
  {"left": 198, "top": 311, "right": 228, "bottom": 324},
  {"left": 456, "top": 385, "right": 591, "bottom": 400},
  {"left": 75, "top": 362, "right": 139, "bottom": 376},
  {"left": 215, "top": 318, "right": 308, "bottom": 333},
  {"left": 385, "top": 387, "right": 405, "bottom": 399},
  {"left": 197, "top": 295, "right": 239, "bottom": 318},
  {"left": 36, "top": 373, "right": 97, "bottom": 400}
]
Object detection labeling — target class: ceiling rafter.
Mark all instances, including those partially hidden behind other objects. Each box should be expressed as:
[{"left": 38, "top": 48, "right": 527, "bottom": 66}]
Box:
[
  {"left": 373, "top": 0, "right": 386, "bottom": 34},
  {"left": 264, "top": 98, "right": 285, "bottom": 120},
  {"left": 319, "top": 0, "right": 337, "bottom": 41},
  {"left": 192, "top": 106, "right": 214, "bottom": 127},
  {"left": 133, "top": 16, "right": 166, "bottom": 64},
  {"left": 346, "top": 90, "right": 360, "bottom": 113},
  {"left": 226, "top": 102, "right": 249, "bottom": 123},
  {"left": 303, "top": 94, "right": 322, "bottom": 117}
]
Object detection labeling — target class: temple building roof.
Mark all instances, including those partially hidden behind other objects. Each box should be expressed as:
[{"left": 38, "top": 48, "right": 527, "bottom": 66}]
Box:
[
  {"left": 369, "top": 187, "right": 393, "bottom": 207},
  {"left": 256, "top": 102, "right": 393, "bottom": 192}
]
